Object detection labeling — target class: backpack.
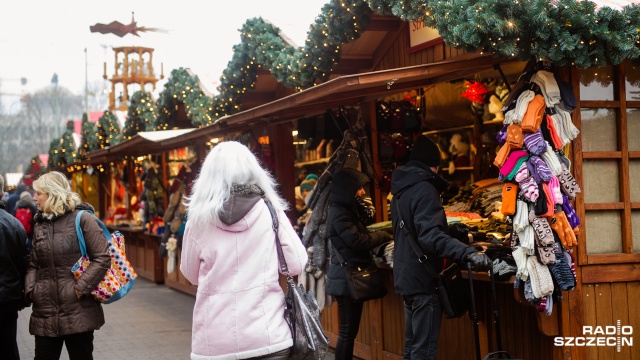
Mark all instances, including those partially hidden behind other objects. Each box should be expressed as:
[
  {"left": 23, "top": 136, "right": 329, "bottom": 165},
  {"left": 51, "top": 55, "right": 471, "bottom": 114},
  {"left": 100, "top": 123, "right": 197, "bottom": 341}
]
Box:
[{"left": 15, "top": 207, "right": 33, "bottom": 235}]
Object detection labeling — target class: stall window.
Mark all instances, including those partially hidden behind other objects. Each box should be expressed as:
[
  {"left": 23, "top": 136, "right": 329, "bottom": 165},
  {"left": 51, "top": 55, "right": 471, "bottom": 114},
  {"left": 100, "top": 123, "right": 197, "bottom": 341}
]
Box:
[{"left": 577, "top": 60, "right": 640, "bottom": 264}]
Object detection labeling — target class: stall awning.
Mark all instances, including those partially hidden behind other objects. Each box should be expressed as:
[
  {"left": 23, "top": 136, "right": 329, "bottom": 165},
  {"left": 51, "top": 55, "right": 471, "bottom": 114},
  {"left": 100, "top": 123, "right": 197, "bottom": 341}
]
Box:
[
  {"left": 87, "top": 129, "right": 196, "bottom": 162},
  {"left": 161, "top": 54, "right": 516, "bottom": 147}
]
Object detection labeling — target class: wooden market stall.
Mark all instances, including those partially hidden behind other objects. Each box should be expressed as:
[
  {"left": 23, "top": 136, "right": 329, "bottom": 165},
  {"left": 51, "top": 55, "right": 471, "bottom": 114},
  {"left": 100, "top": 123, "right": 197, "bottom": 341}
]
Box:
[
  {"left": 66, "top": 5, "right": 639, "bottom": 360},
  {"left": 154, "top": 12, "right": 639, "bottom": 359}
]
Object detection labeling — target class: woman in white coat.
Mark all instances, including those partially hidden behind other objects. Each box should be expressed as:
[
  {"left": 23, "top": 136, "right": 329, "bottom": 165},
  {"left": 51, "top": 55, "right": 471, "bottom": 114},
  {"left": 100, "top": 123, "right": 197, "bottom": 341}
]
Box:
[{"left": 180, "top": 141, "right": 308, "bottom": 360}]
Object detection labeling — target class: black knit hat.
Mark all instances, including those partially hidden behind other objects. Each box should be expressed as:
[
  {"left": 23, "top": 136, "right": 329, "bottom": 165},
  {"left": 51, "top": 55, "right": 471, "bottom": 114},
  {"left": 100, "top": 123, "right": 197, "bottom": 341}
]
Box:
[{"left": 409, "top": 136, "right": 441, "bottom": 167}]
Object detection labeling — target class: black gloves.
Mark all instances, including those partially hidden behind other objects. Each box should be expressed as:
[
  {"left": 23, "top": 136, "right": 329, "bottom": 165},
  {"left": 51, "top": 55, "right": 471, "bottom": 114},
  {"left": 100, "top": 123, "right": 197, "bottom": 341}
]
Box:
[{"left": 465, "top": 252, "right": 491, "bottom": 272}]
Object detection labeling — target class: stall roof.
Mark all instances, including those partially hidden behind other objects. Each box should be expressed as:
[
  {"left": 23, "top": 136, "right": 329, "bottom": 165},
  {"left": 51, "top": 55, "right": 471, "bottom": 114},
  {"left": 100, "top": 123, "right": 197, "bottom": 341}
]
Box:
[
  {"left": 161, "top": 54, "right": 517, "bottom": 147},
  {"left": 87, "top": 129, "right": 196, "bottom": 162}
]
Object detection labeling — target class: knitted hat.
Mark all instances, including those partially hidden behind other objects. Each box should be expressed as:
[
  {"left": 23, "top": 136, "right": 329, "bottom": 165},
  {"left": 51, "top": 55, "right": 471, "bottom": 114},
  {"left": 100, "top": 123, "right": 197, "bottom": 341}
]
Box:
[
  {"left": 20, "top": 191, "right": 32, "bottom": 201},
  {"left": 409, "top": 136, "right": 441, "bottom": 167},
  {"left": 305, "top": 174, "right": 318, "bottom": 182},
  {"left": 553, "top": 72, "right": 577, "bottom": 113},
  {"left": 300, "top": 178, "right": 317, "bottom": 192},
  {"left": 531, "top": 70, "right": 561, "bottom": 107}
]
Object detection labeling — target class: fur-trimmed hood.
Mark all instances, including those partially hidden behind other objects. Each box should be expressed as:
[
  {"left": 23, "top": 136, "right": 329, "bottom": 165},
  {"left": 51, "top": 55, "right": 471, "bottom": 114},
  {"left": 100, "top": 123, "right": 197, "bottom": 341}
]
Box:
[{"left": 34, "top": 202, "right": 96, "bottom": 223}]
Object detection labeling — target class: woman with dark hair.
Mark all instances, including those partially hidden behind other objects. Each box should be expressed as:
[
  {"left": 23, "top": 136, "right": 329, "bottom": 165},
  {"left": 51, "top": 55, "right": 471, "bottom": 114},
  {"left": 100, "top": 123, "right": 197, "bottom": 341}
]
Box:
[{"left": 326, "top": 168, "right": 393, "bottom": 359}]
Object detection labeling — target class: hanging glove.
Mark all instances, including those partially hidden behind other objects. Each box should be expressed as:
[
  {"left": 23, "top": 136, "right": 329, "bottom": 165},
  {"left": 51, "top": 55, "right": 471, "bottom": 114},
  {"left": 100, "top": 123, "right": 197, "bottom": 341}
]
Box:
[
  {"left": 547, "top": 211, "right": 578, "bottom": 249},
  {"left": 465, "top": 252, "right": 491, "bottom": 272}
]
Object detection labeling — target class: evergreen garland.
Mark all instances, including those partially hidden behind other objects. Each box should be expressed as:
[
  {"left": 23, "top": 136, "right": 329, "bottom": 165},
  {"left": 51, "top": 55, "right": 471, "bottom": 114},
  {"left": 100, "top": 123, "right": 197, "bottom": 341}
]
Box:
[
  {"left": 48, "top": 138, "right": 61, "bottom": 169},
  {"left": 212, "top": 0, "right": 373, "bottom": 118},
  {"left": 364, "top": 0, "right": 640, "bottom": 68},
  {"left": 78, "top": 113, "right": 97, "bottom": 160},
  {"left": 60, "top": 121, "right": 77, "bottom": 166},
  {"left": 124, "top": 90, "right": 158, "bottom": 139},
  {"left": 48, "top": 121, "right": 77, "bottom": 168},
  {"left": 156, "top": 68, "right": 214, "bottom": 129},
  {"left": 96, "top": 110, "right": 122, "bottom": 149}
]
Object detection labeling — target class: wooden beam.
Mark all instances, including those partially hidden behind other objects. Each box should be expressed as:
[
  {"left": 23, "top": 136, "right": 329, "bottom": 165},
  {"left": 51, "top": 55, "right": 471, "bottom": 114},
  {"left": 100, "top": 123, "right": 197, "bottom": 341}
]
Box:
[
  {"left": 581, "top": 263, "right": 640, "bottom": 283},
  {"left": 332, "top": 58, "right": 374, "bottom": 74},
  {"left": 365, "top": 15, "right": 403, "bottom": 32}
]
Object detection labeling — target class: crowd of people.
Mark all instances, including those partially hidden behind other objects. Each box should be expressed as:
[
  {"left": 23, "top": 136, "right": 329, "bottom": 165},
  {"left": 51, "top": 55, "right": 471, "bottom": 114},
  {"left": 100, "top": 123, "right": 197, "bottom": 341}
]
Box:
[{"left": 1, "top": 138, "right": 491, "bottom": 360}]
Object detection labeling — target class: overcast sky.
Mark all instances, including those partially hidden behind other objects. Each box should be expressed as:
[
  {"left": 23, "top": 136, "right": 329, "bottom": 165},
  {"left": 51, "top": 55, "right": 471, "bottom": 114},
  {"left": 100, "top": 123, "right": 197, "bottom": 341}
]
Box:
[{"left": 0, "top": 0, "right": 328, "bottom": 108}]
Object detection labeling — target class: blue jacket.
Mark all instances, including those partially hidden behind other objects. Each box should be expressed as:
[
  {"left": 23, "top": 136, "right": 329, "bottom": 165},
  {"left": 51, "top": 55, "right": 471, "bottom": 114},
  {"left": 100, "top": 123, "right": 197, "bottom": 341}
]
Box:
[{"left": 390, "top": 160, "right": 476, "bottom": 296}]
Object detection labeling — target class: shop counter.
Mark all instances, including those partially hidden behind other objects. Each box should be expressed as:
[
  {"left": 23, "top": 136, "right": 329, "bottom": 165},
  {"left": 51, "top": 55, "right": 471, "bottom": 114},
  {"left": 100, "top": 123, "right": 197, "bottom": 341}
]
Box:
[
  {"left": 319, "top": 263, "right": 559, "bottom": 360},
  {"left": 106, "top": 225, "right": 165, "bottom": 284},
  {"left": 163, "top": 248, "right": 198, "bottom": 297}
]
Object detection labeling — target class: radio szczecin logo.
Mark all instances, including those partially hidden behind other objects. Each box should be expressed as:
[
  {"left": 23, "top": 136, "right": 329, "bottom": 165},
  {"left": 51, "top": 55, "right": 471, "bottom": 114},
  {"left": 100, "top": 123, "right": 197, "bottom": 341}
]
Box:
[{"left": 554, "top": 320, "right": 633, "bottom": 352}]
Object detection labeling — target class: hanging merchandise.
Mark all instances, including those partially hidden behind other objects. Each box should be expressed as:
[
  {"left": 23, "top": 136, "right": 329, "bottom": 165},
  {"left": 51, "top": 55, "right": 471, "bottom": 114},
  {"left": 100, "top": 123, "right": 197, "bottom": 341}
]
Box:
[
  {"left": 140, "top": 161, "right": 165, "bottom": 232},
  {"left": 494, "top": 60, "right": 581, "bottom": 315}
]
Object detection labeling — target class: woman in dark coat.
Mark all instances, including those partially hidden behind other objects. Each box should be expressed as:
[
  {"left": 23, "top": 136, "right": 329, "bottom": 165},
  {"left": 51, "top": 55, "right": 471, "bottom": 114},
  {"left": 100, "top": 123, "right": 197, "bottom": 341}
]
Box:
[
  {"left": 25, "top": 171, "right": 111, "bottom": 360},
  {"left": 326, "top": 168, "right": 392, "bottom": 359}
]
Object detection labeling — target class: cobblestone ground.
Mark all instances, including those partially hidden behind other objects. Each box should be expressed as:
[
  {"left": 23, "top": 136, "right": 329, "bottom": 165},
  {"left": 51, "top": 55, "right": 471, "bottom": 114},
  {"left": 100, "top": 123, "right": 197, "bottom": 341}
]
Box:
[{"left": 17, "top": 278, "right": 336, "bottom": 360}]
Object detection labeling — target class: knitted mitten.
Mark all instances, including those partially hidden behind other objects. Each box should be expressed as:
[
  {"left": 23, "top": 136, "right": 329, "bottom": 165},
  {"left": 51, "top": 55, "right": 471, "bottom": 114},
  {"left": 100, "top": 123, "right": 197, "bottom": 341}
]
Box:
[
  {"left": 523, "top": 129, "right": 547, "bottom": 155},
  {"left": 547, "top": 211, "right": 578, "bottom": 249},
  {"left": 514, "top": 162, "right": 530, "bottom": 183},
  {"left": 529, "top": 213, "right": 555, "bottom": 247},
  {"left": 527, "top": 256, "right": 555, "bottom": 298},
  {"left": 558, "top": 165, "right": 581, "bottom": 200},
  {"left": 548, "top": 242, "right": 576, "bottom": 291},
  {"left": 548, "top": 175, "right": 563, "bottom": 205},
  {"left": 506, "top": 124, "right": 524, "bottom": 149},
  {"left": 529, "top": 156, "right": 553, "bottom": 182},
  {"left": 518, "top": 176, "right": 539, "bottom": 202},
  {"left": 561, "top": 194, "right": 581, "bottom": 228}
]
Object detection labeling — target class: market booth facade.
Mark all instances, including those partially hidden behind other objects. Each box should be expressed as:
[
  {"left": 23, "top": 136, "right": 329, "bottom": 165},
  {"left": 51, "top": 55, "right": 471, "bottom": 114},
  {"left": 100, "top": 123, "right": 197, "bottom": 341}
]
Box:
[
  {"left": 69, "top": 4, "right": 640, "bottom": 360},
  {"left": 165, "top": 15, "right": 640, "bottom": 359}
]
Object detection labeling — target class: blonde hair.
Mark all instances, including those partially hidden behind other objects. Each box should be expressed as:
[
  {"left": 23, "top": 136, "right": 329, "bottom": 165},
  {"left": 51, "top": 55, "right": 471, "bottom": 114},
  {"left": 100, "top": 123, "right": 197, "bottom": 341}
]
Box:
[{"left": 33, "top": 171, "right": 81, "bottom": 216}]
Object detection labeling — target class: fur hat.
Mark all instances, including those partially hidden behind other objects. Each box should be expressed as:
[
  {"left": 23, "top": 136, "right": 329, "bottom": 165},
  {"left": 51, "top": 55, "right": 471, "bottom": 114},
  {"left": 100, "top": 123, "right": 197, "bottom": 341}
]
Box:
[{"left": 409, "top": 136, "right": 441, "bottom": 167}]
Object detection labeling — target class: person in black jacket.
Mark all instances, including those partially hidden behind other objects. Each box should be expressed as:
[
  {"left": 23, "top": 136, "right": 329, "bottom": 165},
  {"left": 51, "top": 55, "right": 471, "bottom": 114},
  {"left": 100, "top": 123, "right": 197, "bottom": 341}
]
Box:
[
  {"left": 0, "top": 175, "right": 29, "bottom": 360},
  {"left": 326, "top": 168, "right": 393, "bottom": 360},
  {"left": 390, "top": 136, "right": 490, "bottom": 360}
]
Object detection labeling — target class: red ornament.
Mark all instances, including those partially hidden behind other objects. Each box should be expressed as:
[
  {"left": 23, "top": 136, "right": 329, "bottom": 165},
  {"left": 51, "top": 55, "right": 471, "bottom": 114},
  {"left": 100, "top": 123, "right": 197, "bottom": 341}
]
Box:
[{"left": 461, "top": 81, "right": 491, "bottom": 103}]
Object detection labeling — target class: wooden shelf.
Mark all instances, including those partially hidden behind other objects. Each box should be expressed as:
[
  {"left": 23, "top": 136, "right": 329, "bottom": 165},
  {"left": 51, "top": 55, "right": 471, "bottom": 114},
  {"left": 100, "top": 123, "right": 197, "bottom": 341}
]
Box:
[
  {"left": 294, "top": 157, "right": 330, "bottom": 167},
  {"left": 483, "top": 119, "right": 505, "bottom": 126}
]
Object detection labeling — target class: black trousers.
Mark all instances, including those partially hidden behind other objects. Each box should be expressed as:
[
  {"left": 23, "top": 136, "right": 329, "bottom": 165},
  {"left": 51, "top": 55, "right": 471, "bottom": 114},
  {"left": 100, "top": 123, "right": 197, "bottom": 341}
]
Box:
[
  {"left": 35, "top": 331, "right": 94, "bottom": 360},
  {"left": 0, "top": 310, "right": 20, "bottom": 360},
  {"left": 334, "top": 295, "right": 364, "bottom": 360}
]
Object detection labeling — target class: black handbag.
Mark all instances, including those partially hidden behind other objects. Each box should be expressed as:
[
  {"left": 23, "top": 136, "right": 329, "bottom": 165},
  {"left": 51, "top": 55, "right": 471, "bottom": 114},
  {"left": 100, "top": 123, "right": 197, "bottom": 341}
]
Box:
[
  {"left": 333, "top": 248, "right": 387, "bottom": 302},
  {"left": 265, "top": 199, "right": 329, "bottom": 360},
  {"left": 435, "top": 262, "right": 469, "bottom": 319},
  {"left": 394, "top": 198, "right": 469, "bottom": 319}
]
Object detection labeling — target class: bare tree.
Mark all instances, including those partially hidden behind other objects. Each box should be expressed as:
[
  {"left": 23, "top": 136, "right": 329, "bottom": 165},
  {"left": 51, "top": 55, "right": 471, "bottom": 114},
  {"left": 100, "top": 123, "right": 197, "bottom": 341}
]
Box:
[{"left": 0, "top": 85, "right": 83, "bottom": 175}]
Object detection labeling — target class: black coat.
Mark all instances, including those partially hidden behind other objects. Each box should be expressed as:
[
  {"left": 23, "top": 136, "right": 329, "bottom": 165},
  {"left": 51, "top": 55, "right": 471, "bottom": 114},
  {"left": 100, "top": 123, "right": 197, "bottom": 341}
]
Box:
[
  {"left": 325, "top": 168, "right": 392, "bottom": 297},
  {"left": 0, "top": 201, "right": 29, "bottom": 310},
  {"left": 390, "top": 160, "right": 476, "bottom": 296}
]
